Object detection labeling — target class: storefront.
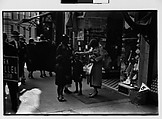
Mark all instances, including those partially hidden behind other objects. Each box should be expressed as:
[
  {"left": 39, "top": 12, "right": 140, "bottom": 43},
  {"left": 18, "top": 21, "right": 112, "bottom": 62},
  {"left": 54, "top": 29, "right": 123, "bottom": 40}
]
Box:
[
  {"left": 65, "top": 11, "right": 158, "bottom": 105},
  {"left": 119, "top": 11, "right": 158, "bottom": 105}
]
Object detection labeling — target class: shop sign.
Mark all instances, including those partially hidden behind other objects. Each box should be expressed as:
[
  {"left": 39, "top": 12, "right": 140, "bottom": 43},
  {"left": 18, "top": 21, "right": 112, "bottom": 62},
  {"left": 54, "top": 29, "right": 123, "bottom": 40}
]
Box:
[{"left": 3, "top": 56, "right": 19, "bottom": 82}]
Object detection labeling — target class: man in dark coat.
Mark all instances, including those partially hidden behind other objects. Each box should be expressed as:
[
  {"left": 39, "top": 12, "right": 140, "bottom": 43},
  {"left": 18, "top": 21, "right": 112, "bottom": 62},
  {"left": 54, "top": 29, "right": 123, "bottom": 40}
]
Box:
[
  {"left": 26, "top": 38, "right": 36, "bottom": 79},
  {"left": 9, "top": 31, "right": 26, "bottom": 85},
  {"left": 18, "top": 34, "right": 27, "bottom": 83},
  {"left": 3, "top": 32, "right": 19, "bottom": 113}
]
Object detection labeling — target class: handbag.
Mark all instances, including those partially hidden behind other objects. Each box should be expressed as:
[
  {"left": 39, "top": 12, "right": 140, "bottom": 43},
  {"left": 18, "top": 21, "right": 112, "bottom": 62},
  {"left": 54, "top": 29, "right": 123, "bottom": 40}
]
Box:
[{"left": 83, "top": 63, "right": 93, "bottom": 75}]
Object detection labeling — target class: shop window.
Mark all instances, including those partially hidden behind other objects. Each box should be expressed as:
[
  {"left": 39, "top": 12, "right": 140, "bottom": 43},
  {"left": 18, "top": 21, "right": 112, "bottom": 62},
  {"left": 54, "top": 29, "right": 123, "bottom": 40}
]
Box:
[
  {"left": 3, "top": 12, "right": 11, "bottom": 19},
  {"left": 17, "top": 12, "right": 20, "bottom": 20},
  {"left": 11, "top": 12, "right": 14, "bottom": 19},
  {"left": 22, "top": 12, "right": 25, "bottom": 19},
  {"left": 23, "top": 27, "right": 26, "bottom": 37},
  {"left": 11, "top": 25, "right": 14, "bottom": 32},
  {"left": 29, "top": 27, "right": 31, "bottom": 38}
]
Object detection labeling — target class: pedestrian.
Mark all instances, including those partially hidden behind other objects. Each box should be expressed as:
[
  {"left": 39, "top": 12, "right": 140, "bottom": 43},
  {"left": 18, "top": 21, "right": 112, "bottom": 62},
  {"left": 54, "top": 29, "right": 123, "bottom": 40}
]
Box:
[
  {"left": 3, "top": 32, "right": 19, "bottom": 113},
  {"left": 76, "top": 39, "right": 106, "bottom": 98},
  {"left": 48, "top": 40, "right": 56, "bottom": 77},
  {"left": 26, "top": 38, "right": 36, "bottom": 79},
  {"left": 55, "top": 34, "right": 73, "bottom": 102},
  {"left": 9, "top": 31, "right": 26, "bottom": 85},
  {"left": 19, "top": 34, "right": 27, "bottom": 84},
  {"left": 38, "top": 34, "right": 47, "bottom": 78},
  {"left": 73, "top": 54, "right": 84, "bottom": 95}
]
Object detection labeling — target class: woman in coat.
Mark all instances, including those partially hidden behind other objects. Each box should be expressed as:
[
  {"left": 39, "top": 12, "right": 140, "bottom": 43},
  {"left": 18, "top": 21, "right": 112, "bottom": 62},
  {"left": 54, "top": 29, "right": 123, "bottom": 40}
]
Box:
[
  {"left": 55, "top": 34, "right": 73, "bottom": 102},
  {"left": 76, "top": 39, "right": 106, "bottom": 98}
]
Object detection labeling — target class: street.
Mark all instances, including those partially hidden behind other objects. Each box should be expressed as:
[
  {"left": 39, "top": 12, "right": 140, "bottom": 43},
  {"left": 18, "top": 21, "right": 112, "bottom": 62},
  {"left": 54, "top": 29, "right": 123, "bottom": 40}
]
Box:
[{"left": 4, "top": 69, "right": 158, "bottom": 115}]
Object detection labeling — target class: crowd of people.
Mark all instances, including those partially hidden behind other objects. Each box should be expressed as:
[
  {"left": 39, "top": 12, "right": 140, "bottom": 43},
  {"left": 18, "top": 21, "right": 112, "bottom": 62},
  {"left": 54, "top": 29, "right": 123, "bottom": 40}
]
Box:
[
  {"left": 3, "top": 31, "right": 56, "bottom": 113},
  {"left": 3, "top": 31, "right": 109, "bottom": 112}
]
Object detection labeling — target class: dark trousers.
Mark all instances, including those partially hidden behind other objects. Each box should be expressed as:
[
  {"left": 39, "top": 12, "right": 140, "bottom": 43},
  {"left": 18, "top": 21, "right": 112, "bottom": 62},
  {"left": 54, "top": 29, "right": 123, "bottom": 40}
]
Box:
[{"left": 4, "top": 81, "right": 19, "bottom": 113}]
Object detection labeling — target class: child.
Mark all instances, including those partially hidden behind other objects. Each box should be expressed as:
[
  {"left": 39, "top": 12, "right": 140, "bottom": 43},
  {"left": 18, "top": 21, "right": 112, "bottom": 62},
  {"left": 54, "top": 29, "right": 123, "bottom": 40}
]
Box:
[{"left": 73, "top": 54, "right": 84, "bottom": 95}]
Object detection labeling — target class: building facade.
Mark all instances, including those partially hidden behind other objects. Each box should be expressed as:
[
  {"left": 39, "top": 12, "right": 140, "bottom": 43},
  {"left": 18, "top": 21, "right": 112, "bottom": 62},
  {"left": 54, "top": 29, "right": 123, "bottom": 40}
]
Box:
[{"left": 3, "top": 11, "right": 39, "bottom": 43}]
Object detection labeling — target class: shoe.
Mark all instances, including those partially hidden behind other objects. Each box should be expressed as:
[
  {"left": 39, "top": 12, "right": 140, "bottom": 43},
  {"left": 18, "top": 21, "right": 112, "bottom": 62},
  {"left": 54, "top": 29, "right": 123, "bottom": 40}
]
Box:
[
  {"left": 89, "top": 91, "right": 98, "bottom": 98},
  {"left": 64, "top": 88, "right": 72, "bottom": 94},
  {"left": 57, "top": 97, "right": 66, "bottom": 102}
]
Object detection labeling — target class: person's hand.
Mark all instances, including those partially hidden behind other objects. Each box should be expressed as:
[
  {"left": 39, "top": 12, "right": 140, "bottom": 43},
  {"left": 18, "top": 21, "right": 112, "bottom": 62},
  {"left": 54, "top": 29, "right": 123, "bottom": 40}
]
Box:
[
  {"left": 90, "top": 58, "right": 95, "bottom": 63},
  {"left": 90, "top": 54, "right": 95, "bottom": 59},
  {"left": 75, "top": 52, "right": 80, "bottom": 55}
]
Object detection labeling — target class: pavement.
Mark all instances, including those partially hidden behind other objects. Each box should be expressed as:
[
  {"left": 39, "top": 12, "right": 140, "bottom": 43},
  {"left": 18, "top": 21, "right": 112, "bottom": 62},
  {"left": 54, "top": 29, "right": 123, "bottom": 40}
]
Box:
[{"left": 4, "top": 69, "right": 158, "bottom": 115}]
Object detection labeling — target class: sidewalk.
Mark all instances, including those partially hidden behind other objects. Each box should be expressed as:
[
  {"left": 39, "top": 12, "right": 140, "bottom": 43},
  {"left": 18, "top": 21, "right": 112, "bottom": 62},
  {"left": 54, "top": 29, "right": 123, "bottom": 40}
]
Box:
[{"left": 4, "top": 70, "right": 158, "bottom": 115}]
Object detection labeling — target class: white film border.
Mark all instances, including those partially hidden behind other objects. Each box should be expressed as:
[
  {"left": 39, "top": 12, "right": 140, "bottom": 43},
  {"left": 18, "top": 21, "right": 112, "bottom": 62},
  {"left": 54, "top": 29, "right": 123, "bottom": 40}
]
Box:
[{"left": 93, "top": 0, "right": 109, "bottom": 4}]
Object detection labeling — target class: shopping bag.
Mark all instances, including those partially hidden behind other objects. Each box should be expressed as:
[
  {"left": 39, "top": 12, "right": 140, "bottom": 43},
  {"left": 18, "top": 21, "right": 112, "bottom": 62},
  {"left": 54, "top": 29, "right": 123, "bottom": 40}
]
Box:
[{"left": 83, "top": 63, "right": 93, "bottom": 75}]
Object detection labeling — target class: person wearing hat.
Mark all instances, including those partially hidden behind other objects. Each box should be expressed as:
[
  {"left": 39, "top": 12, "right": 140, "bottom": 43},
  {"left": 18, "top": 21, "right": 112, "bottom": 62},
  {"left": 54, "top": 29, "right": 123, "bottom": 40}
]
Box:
[
  {"left": 37, "top": 34, "right": 47, "bottom": 78},
  {"left": 26, "top": 38, "right": 36, "bottom": 79},
  {"left": 19, "top": 34, "right": 27, "bottom": 83},
  {"left": 10, "top": 31, "right": 20, "bottom": 49},
  {"left": 3, "top": 32, "right": 19, "bottom": 113},
  {"left": 55, "top": 34, "right": 73, "bottom": 102},
  {"left": 10, "top": 31, "right": 26, "bottom": 85},
  {"left": 75, "top": 39, "right": 106, "bottom": 98}
]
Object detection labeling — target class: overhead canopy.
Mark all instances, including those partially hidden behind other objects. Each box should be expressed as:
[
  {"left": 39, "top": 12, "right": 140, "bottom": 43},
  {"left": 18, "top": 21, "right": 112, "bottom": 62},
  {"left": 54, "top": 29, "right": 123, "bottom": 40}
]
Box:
[
  {"left": 18, "top": 12, "right": 51, "bottom": 24},
  {"left": 15, "top": 12, "right": 52, "bottom": 31}
]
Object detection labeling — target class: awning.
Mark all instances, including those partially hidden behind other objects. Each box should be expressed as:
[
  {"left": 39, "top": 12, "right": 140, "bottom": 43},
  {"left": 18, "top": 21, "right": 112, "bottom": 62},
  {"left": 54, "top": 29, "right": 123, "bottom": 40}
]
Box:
[
  {"left": 18, "top": 12, "right": 51, "bottom": 24},
  {"left": 15, "top": 12, "right": 52, "bottom": 31}
]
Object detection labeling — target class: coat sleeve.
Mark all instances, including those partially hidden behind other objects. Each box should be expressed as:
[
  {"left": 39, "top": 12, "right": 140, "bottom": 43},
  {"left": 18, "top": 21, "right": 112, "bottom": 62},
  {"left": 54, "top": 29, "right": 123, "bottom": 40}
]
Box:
[
  {"left": 56, "top": 45, "right": 63, "bottom": 63},
  {"left": 94, "top": 47, "right": 106, "bottom": 62}
]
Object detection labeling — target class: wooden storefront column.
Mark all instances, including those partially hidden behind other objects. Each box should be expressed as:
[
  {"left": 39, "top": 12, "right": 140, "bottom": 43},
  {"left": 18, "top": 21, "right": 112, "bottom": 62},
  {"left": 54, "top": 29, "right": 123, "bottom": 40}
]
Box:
[
  {"left": 56, "top": 12, "right": 65, "bottom": 46},
  {"left": 138, "top": 35, "right": 150, "bottom": 87}
]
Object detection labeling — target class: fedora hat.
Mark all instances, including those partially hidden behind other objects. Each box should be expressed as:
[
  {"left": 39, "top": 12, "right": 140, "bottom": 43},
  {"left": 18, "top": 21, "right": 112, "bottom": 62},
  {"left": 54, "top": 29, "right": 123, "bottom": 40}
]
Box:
[
  {"left": 19, "top": 34, "right": 24, "bottom": 38},
  {"left": 11, "top": 31, "right": 20, "bottom": 37}
]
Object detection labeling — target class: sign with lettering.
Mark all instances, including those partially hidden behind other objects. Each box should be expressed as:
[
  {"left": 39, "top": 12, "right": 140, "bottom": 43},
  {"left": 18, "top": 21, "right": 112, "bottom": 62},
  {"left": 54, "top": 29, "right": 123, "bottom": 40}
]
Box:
[{"left": 3, "top": 56, "right": 19, "bottom": 82}]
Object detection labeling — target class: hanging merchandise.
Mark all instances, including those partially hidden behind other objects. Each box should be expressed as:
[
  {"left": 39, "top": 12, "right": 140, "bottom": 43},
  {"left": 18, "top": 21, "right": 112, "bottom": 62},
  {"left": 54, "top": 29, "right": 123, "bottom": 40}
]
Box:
[
  {"left": 139, "top": 83, "right": 150, "bottom": 92},
  {"left": 132, "top": 74, "right": 137, "bottom": 80},
  {"left": 123, "top": 77, "right": 131, "bottom": 85}
]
